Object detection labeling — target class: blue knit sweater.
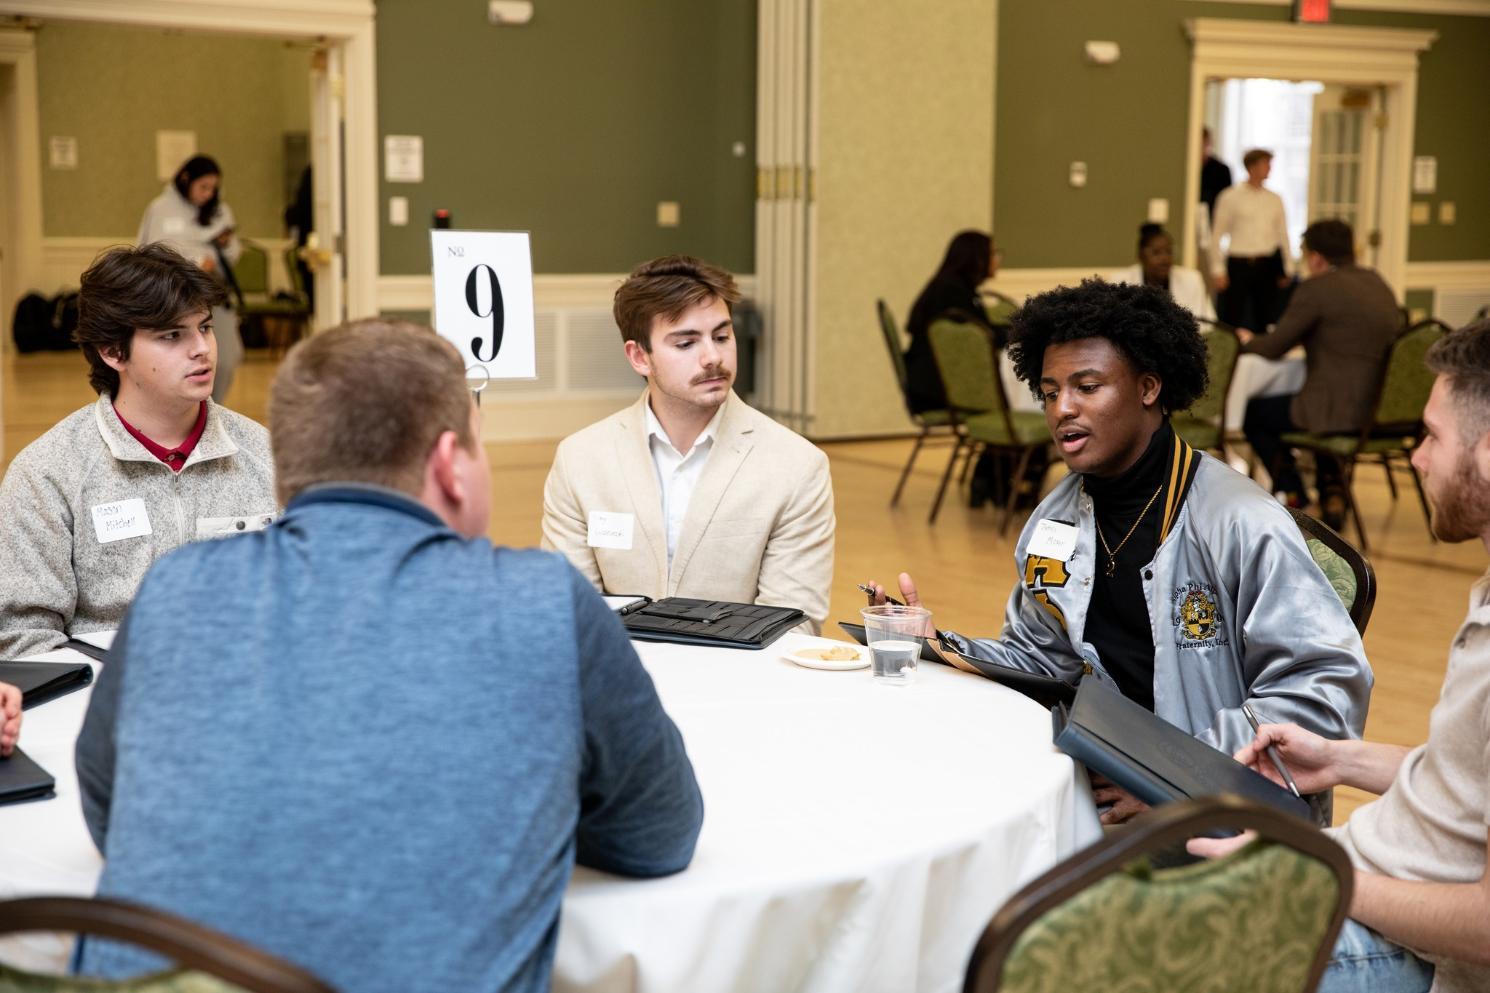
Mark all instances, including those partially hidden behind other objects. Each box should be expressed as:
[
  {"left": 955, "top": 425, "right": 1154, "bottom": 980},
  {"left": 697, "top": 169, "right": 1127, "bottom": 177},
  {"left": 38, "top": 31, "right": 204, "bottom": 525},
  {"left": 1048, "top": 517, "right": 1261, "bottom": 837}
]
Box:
[{"left": 75, "top": 484, "right": 703, "bottom": 992}]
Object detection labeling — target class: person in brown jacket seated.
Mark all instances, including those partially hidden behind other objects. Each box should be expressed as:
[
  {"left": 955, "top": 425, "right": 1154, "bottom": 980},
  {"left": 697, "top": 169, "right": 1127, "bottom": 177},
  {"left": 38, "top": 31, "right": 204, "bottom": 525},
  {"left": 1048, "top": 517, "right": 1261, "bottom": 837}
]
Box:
[{"left": 1237, "top": 219, "right": 1400, "bottom": 530}]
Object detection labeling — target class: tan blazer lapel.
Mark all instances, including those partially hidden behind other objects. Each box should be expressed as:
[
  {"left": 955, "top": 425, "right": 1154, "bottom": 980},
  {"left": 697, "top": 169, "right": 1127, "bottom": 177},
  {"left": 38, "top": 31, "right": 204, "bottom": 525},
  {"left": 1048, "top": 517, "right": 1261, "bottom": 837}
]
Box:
[
  {"left": 614, "top": 392, "right": 667, "bottom": 585},
  {"left": 669, "top": 392, "right": 755, "bottom": 593}
]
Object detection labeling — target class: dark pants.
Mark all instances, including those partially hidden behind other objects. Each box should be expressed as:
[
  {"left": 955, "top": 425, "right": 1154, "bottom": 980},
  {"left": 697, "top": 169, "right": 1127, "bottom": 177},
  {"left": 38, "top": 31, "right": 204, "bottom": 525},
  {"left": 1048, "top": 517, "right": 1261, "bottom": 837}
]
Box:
[
  {"left": 1243, "top": 394, "right": 1343, "bottom": 501},
  {"left": 1220, "top": 255, "right": 1282, "bottom": 332}
]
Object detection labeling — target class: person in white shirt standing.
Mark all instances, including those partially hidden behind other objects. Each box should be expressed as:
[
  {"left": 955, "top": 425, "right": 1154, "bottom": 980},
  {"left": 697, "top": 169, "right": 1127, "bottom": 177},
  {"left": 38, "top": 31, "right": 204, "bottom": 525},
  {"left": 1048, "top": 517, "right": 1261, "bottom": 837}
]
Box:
[
  {"left": 541, "top": 256, "right": 835, "bottom": 632},
  {"left": 138, "top": 155, "right": 244, "bottom": 403},
  {"left": 1211, "top": 149, "right": 1293, "bottom": 333}
]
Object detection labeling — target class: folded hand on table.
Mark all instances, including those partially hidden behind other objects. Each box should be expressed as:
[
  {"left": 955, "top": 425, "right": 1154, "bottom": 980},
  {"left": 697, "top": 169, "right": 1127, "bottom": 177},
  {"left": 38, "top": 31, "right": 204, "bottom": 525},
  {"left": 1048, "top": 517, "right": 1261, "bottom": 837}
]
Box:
[{"left": 0, "top": 682, "right": 20, "bottom": 757}]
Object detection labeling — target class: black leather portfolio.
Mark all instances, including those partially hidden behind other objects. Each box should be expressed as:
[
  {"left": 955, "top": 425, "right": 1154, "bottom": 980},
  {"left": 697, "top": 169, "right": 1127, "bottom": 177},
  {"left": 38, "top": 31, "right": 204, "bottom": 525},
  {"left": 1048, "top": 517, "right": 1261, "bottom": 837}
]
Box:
[
  {"left": 0, "top": 747, "right": 56, "bottom": 806},
  {"left": 1053, "top": 677, "right": 1310, "bottom": 820},
  {"left": 839, "top": 622, "right": 1078, "bottom": 710},
  {"left": 623, "top": 598, "right": 803, "bottom": 650},
  {"left": 62, "top": 638, "right": 109, "bottom": 663},
  {"left": 5, "top": 660, "right": 94, "bottom": 709}
]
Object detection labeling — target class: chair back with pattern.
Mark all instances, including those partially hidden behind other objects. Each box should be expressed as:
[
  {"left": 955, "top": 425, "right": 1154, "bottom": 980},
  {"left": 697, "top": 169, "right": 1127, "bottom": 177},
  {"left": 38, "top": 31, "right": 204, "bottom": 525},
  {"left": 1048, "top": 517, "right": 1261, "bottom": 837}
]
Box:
[
  {"left": 929, "top": 317, "right": 1001, "bottom": 416},
  {"left": 877, "top": 299, "right": 909, "bottom": 391},
  {"left": 1289, "top": 508, "right": 1375, "bottom": 634},
  {"left": 965, "top": 796, "right": 1353, "bottom": 993},
  {"left": 1370, "top": 319, "right": 1450, "bottom": 434},
  {"left": 0, "top": 897, "right": 336, "bottom": 993},
  {"left": 1174, "top": 322, "right": 1240, "bottom": 451},
  {"left": 234, "top": 242, "right": 271, "bottom": 297}
]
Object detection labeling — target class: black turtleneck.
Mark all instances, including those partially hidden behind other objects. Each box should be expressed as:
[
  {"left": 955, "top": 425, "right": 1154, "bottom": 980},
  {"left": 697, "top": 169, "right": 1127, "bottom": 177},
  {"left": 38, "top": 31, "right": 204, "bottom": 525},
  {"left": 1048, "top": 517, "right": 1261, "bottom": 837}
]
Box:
[{"left": 1082, "top": 421, "right": 1176, "bottom": 711}]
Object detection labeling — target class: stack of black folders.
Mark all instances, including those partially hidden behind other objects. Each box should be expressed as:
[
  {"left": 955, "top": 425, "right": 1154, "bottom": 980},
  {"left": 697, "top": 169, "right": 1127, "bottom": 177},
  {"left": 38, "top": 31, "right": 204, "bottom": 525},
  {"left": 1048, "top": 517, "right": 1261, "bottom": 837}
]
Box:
[
  {"left": 622, "top": 598, "right": 805, "bottom": 650},
  {"left": 1053, "top": 676, "right": 1311, "bottom": 821},
  {"left": 0, "top": 656, "right": 96, "bottom": 806},
  {"left": 836, "top": 623, "right": 1077, "bottom": 711}
]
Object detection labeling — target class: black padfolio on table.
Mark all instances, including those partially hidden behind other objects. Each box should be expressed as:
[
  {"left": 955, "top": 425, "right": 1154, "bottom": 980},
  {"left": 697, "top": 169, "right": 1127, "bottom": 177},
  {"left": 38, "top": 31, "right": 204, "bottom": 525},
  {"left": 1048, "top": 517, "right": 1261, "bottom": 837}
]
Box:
[
  {"left": 1053, "top": 676, "right": 1310, "bottom": 820},
  {"left": 5, "top": 660, "right": 94, "bottom": 709},
  {"left": 0, "top": 747, "right": 56, "bottom": 806},
  {"left": 622, "top": 598, "right": 803, "bottom": 650}
]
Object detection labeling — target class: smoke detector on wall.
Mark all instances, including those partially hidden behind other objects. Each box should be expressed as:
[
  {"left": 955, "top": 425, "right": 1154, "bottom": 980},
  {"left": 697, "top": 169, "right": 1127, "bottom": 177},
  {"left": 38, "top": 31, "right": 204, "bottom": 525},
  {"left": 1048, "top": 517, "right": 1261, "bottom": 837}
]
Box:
[{"left": 489, "top": 1, "right": 534, "bottom": 25}]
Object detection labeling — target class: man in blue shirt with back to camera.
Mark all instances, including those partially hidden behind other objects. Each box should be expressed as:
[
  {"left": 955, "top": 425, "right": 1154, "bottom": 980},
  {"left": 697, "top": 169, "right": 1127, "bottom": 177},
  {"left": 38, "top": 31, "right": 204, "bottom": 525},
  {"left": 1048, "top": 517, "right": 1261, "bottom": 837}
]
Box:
[{"left": 74, "top": 318, "right": 703, "bottom": 993}]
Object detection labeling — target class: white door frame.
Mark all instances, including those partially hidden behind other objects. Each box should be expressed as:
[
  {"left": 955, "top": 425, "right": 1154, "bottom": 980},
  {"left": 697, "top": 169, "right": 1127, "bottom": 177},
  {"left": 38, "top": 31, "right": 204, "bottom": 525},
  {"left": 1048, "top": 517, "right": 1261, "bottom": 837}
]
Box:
[
  {"left": 0, "top": 0, "right": 379, "bottom": 323},
  {"left": 0, "top": 28, "right": 43, "bottom": 351},
  {"left": 1182, "top": 18, "right": 1436, "bottom": 299}
]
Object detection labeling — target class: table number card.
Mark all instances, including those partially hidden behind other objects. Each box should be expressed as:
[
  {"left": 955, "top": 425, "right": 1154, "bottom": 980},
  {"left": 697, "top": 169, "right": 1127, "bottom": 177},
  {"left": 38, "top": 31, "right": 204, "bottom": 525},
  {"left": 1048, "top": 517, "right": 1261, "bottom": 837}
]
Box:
[{"left": 430, "top": 230, "right": 537, "bottom": 381}]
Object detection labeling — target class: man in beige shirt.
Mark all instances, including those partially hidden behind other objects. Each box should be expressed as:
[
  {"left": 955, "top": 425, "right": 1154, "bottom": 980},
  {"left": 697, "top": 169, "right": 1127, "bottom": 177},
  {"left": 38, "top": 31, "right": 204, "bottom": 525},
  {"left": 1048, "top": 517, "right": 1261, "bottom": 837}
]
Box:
[
  {"left": 1193, "top": 318, "right": 1490, "bottom": 992},
  {"left": 1211, "top": 148, "right": 1293, "bottom": 332},
  {"left": 541, "top": 256, "right": 834, "bottom": 632}
]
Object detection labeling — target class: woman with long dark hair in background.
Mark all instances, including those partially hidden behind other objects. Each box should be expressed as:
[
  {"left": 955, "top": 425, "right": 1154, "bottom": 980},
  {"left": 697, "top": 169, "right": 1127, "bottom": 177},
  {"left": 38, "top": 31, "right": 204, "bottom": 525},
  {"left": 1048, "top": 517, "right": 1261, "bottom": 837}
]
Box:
[
  {"left": 138, "top": 155, "right": 244, "bottom": 402},
  {"left": 902, "top": 230, "right": 1001, "bottom": 414}
]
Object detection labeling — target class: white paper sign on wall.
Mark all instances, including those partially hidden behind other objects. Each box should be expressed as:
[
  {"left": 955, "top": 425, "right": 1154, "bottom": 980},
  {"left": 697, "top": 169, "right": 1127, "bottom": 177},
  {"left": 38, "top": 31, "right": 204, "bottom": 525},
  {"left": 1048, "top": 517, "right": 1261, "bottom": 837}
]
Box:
[{"left": 430, "top": 230, "right": 537, "bottom": 381}]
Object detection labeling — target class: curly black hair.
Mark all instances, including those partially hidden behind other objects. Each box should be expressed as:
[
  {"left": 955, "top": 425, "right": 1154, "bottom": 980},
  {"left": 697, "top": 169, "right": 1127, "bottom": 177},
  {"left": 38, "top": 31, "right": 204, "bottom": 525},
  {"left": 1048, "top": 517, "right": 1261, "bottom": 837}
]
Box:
[{"left": 1007, "top": 278, "right": 1209, "bottom": 414}]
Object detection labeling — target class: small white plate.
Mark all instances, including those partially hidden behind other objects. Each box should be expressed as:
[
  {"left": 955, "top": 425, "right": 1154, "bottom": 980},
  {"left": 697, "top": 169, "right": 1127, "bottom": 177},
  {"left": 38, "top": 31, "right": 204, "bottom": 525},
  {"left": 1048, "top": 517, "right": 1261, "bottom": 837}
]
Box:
[{"left": 784, "top": 645, "right": 869, "bottom": 671}]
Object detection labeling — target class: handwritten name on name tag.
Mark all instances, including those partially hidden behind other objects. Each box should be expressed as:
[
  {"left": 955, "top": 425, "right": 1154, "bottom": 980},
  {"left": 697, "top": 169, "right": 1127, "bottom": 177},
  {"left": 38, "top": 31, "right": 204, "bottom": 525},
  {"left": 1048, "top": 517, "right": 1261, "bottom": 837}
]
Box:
[
  {"left": 91, "top": 499, "right": 153, "bottom": 544},
  {"left": 1027, "top": 519, "right": 1079, "bottom": 562},
  {"left": 587, "top": 511, "right": 635, "bottom": 551}
]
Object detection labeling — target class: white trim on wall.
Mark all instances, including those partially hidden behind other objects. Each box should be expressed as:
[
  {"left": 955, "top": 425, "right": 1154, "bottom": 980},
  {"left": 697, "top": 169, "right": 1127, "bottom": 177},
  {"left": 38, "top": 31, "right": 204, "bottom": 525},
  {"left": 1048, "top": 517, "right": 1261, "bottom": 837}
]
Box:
[
  {"left": 40, "top": 236, "right": 298, "bottom": 296},
  {"left": 0, "top": 0, "right": 379, "bottom": 322},
  {"left": 376, "top": 273, "right": 759, "bottom": 314},
  {"left": 1181, "top": 0, "right": 1490, "bottom": 15},
  {"left": 1404, "top": 260, "right": 1490, "bottom": 292},
  {"left": 989, "top": 268, "right": 1110, "bottom": 303}
]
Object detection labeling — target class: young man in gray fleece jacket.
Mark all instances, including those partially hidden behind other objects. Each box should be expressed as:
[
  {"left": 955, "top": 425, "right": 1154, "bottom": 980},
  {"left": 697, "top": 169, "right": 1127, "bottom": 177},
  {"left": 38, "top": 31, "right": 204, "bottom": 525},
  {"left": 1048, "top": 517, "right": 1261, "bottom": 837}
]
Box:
[{"left": 0, "top": 244, "right": 276, "bottom": 659}]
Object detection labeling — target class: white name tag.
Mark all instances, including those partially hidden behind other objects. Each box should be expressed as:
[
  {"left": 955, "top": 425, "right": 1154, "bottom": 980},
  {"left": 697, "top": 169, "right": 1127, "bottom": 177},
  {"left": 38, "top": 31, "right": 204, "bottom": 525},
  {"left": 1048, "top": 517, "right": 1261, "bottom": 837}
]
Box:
[
  {"left": 196, "top": 514, "right": 277, "bottom": 540},
  {"left": 1027, "top": 519, "right": 1079, "bottom": 561},
  {"left": 91, "top": 499, "right": 152, "bottom": 544},
  {"left": 587, "top": 511, "right": 635, "bottom": 550}
]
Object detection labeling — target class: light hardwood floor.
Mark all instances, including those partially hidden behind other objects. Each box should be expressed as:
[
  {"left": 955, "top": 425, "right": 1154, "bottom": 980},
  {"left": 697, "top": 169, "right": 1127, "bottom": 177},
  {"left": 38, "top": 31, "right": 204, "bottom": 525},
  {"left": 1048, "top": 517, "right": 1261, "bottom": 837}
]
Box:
[{"left": 5, "top": 346, "right": 1483, "bottom": 823}]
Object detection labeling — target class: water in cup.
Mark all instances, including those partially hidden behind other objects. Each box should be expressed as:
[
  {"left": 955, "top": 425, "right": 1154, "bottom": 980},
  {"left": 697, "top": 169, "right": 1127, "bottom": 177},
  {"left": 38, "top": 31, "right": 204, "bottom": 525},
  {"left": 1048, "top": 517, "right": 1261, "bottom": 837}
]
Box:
[{"left": 869, "top": 639, "right": 919, "bottom": 682}]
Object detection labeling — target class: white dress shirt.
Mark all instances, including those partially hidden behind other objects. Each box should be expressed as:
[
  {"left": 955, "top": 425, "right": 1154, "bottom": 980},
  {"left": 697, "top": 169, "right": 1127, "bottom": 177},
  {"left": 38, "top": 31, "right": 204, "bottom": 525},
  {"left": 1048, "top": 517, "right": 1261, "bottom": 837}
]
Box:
[
  {"left": 1211, "top": 183, "right": 1293, "bottom": 277},
  {"left": 646, "top": 400, "right": 726, "bottom": 568}
]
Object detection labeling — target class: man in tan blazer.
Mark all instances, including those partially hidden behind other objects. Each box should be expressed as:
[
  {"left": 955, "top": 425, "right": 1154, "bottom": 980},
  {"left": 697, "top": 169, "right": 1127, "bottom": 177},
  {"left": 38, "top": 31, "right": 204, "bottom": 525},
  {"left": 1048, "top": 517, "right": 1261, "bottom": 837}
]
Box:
[{"left": 542, "top": 255, "right": 834, "bottom": 633}]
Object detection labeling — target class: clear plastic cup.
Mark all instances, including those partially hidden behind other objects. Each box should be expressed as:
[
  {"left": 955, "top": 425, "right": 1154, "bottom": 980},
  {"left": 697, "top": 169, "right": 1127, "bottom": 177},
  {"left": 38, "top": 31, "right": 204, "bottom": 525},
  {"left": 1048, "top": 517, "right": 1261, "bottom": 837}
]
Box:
[{"left": 860, "top": 604, "right": 932, "bottom": 684}]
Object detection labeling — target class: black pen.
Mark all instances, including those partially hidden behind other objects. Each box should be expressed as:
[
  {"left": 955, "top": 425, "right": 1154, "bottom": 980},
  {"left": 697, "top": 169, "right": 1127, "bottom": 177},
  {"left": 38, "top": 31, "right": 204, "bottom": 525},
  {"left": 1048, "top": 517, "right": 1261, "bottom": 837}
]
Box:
[
  {"left": 856, "top": 582, "right": 904, "bottom": 606},
  {"left": 1242, "top": 703, "right": 1302, "bottom": 798}
]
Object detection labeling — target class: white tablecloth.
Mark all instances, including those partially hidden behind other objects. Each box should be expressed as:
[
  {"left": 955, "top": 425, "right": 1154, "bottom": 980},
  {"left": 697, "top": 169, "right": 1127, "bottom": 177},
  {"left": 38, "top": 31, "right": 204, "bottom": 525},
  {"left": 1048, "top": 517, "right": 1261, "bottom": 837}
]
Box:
[
  {"left": 1, "top": 632, "right": 1100, "bottom": 993},
  {"left": 1226, "top": 352, "right": 1306, "bottom": 432}
]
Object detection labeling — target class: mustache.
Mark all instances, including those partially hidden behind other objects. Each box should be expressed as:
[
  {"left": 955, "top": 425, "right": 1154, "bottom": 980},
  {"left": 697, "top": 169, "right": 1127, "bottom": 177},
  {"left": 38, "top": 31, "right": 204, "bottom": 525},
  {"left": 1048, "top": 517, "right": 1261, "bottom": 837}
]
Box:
[{"left": 692, "top": 367, "right": 731, "bottom": 385}]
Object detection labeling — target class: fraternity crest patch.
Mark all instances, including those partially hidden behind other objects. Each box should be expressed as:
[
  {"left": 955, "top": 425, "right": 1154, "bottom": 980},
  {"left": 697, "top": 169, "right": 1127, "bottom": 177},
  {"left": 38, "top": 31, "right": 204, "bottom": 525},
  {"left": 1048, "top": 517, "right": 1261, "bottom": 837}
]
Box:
[{"left": 1171, "top": 581, "right": 1229, "bottom": 650}]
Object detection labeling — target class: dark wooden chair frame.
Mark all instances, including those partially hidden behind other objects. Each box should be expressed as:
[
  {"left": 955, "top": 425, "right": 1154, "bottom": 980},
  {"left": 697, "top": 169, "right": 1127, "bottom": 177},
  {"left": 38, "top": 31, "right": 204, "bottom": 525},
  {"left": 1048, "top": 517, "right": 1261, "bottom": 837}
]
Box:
[
  {"left": 963, "top": 795, "right": 1354, "bottom": 993},
  {"left": 877, "top": 298, "right": 958, "bottom": 507},
  {"left": 0, "top": 896, "right": 336, "bottom": 993},
  {"left": 1289, "top": 507, "right": 1377, "bottom": 635}
]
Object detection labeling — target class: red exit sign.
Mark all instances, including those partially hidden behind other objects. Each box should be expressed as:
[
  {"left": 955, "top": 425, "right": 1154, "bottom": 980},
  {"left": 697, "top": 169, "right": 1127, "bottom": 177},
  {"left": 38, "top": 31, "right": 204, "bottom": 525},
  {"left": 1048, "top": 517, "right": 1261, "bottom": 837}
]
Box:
[{"left": 1293, "top": 0, "right": 1331, "bottom": 22}]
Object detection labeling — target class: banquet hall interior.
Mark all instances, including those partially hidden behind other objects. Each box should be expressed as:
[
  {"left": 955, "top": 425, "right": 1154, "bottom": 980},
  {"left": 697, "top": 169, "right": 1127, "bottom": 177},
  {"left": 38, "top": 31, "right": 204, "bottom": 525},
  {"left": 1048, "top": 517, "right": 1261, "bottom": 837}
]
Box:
[{"left": 1, "top": 0, "right": 1489, "bottom": 990}]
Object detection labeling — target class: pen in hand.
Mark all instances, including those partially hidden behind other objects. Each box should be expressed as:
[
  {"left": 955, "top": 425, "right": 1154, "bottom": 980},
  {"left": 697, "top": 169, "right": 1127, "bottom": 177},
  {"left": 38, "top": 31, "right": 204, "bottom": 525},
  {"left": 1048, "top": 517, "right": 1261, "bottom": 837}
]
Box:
[
  {"left": 1242, "top": 703, "right": 1302, "bottom": 798},
  {"left": 857, "top": 582, "right": 904, "bottom": 606}
]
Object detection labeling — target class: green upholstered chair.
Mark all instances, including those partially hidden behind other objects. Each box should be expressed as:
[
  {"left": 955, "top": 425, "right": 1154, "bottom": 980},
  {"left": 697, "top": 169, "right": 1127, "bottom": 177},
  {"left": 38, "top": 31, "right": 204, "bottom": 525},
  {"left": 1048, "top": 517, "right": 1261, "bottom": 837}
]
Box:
[
  {"left": 1279, "top": 318, "right": 1449, "bottom": 552},
  {"left": 964, "top": 795, "right": 1353, "bottom": 993},
  {"left": 877, "top": 299, "right": 957, "bottom": 507},
  {"left": 235, "top": 241, "right": 312, "bottom": 356},
  {"left": 927, "top": 317, "right": 1050, "bottom": 532},
  {"left": 1290, "top": 507, "right": 1376, "bottom": 635},
  {"left": 0, "top": 897, "right": 336, "bottom": 993},
  {"left": 1173, "top": 321, "right": 1241, "bottom": 458}
]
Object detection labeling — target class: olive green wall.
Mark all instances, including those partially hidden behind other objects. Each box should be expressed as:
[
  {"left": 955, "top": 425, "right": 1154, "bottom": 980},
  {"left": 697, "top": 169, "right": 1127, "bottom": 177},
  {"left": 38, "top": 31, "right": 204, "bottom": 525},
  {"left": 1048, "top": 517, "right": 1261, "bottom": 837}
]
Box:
[
  {"left": 993, "top": 2, "right": 1490, "bottom": 268},
  {"left": 374, "top": 0, "right": 757, "bottom": 275},
  {"left": 36, "top": 23, "right": 311, "bottom": 239}
]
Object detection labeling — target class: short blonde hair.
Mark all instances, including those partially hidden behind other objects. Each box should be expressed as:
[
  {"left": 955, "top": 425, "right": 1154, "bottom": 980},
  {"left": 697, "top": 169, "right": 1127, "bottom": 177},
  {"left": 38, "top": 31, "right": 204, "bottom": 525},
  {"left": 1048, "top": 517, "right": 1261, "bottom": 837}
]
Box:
[{"left": 269, "top": 318, "right": 474, "bottom": 504}]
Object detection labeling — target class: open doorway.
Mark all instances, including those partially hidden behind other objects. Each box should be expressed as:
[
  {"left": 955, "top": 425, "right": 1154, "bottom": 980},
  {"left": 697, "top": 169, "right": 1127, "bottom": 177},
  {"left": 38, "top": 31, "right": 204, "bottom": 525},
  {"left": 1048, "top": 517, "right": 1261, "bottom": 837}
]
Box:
[{"left": 1205, "top": 76, "right": 1385, "bottom": 271}]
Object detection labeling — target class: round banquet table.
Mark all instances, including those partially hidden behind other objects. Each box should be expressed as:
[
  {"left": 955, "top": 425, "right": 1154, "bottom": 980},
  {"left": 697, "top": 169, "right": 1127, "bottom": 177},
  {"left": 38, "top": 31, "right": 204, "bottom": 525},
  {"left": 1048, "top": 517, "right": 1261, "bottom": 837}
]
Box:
[{"left": 1, "top": 631, "right": 1100, "bottom": 993}]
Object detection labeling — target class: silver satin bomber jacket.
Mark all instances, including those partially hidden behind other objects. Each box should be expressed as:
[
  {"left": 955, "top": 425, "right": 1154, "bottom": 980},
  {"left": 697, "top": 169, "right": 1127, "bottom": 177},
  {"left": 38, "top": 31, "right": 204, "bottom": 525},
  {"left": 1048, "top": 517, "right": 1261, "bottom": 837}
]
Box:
[{"left": 946, "top": 446, "right": 1372, "bottom": 818}]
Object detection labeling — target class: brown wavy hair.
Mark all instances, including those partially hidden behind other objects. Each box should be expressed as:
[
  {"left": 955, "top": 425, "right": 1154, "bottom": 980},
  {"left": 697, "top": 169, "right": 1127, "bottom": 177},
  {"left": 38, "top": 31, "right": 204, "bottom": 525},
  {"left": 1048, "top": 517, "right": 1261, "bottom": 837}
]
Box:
[
  {"left": 613, "top": 255, "right": 740, "bottom": 352},
  {"left": 75, "top": 243, "right": 227, "bottom": 396}
]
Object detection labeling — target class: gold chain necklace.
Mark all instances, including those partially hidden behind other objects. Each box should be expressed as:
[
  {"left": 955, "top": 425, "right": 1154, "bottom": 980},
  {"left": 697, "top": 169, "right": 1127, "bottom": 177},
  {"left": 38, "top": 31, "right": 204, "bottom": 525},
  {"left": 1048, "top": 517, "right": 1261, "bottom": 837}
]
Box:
[{"left": 1096, "top": 482, "right": 1165, "bottom": 578}]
